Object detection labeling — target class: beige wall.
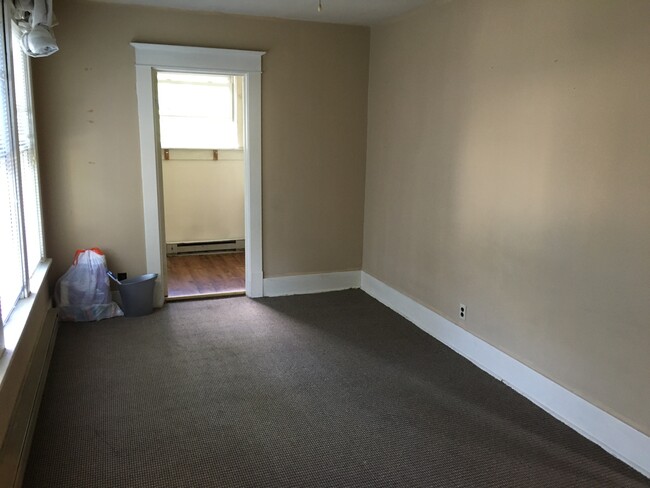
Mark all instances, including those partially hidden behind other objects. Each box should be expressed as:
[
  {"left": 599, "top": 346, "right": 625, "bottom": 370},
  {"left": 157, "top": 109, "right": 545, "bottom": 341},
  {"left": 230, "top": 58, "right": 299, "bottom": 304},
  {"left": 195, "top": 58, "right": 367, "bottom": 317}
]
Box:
[
  {"left": 364, "top": 0, "right": 650, "bottom": 435},
  {"left": 33, "top": 0, "right": 369, "bottom": 280},
  {"left": 163, "top": 157, "right": 245, "bottom": 243}
]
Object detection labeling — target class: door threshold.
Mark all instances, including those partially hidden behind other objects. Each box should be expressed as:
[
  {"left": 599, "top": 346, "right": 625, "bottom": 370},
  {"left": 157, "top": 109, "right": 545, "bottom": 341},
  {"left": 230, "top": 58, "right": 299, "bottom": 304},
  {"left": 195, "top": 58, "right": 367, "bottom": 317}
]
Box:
[{"left": 166, "top": 290, "right": 245, "bottom": 302}]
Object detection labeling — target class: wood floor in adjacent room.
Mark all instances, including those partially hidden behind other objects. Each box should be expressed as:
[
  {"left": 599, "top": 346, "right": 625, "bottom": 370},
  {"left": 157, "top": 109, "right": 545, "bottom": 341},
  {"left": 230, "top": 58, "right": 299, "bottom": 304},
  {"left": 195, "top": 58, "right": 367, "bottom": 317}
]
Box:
[{"left": 166, "top": 252, "right": 245, "bottom": 299}]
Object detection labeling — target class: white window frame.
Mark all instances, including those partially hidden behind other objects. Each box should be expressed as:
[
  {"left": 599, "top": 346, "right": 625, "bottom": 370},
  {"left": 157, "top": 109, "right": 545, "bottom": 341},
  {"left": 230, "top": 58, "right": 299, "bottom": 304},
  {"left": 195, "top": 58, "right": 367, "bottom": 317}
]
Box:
[{"left": 0, "top": 3, "right": 48, "bottom": 355}]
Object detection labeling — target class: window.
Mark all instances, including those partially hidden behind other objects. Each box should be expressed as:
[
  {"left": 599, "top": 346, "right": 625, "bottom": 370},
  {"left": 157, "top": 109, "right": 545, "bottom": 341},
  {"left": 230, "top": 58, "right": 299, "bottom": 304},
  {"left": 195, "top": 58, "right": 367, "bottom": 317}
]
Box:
[
  {"left": 157, "top": 72, "right": 243, "bottom": 150},
  {"left": 12, "top": 23, "right": 43, "bottom": 279},
  {"left": 0, "top": 11, "right": 45, "bottom": 326}
]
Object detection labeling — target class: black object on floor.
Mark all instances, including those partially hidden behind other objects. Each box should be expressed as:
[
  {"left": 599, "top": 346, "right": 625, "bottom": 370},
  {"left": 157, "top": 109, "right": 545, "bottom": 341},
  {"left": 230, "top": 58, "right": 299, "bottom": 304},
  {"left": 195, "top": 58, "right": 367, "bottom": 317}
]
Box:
[{"left": 24, "top": 290, "right": 649, "bottom": 487}]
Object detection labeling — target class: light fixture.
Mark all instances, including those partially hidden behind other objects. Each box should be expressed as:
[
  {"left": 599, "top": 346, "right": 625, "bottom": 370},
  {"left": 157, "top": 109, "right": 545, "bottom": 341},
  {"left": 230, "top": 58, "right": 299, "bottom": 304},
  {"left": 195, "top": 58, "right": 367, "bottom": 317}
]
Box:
[{"left": 318, "top": 0, "right": 322, "bottom": 12}]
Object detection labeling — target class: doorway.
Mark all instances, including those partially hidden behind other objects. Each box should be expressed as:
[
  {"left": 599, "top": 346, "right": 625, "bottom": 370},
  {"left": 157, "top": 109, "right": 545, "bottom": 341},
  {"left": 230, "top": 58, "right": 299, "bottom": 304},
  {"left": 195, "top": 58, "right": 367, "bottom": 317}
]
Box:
[
  {"left": 157, "top": 72, "right": 246, "bottom": 299},
  {"left": 131, "top": 43, "right": 265, "bottom": 306}
]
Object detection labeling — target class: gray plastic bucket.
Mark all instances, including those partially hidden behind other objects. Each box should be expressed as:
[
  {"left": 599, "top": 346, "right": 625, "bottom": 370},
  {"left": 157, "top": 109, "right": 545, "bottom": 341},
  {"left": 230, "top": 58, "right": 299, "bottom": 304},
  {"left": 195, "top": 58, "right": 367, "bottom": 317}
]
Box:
[{"left": 117, "top": 273, "right": 158, "bottom": 317}]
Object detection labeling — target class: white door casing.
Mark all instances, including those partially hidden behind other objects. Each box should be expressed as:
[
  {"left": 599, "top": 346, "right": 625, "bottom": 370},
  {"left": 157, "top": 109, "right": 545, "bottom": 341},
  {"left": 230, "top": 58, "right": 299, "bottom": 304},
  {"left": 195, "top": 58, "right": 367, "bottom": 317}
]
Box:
[{"left": 131, "top": 43, "right": 265, "bottom": 304}]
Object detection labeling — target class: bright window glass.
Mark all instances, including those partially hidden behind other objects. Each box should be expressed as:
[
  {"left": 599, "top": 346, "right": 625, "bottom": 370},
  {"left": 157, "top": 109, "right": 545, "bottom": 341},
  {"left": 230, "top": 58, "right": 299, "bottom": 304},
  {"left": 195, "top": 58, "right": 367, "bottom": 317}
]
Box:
[
  {"left": 157, "top": 72, "right": 241, "bottom": 149},
  {"left": 0, "top": 15, "right": 45, "bottom": 325},
  {"left": 12, "top": 24, "right": 43, "bottom": 279},
  {"left": 0, "top": 18, "right": 24, "bottom": 321}
]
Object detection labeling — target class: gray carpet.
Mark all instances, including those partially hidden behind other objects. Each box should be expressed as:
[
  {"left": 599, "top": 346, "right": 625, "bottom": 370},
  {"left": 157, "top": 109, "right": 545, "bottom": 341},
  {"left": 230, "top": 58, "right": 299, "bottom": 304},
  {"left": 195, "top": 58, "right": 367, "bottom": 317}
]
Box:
[{"left": 23, "top": 290, "right": 649, "bottom": 487}]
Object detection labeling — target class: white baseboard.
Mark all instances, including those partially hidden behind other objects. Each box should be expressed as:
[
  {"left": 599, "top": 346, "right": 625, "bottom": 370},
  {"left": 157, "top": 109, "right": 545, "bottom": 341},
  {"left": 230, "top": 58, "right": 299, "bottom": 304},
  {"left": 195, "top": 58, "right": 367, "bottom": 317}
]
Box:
[
  {"left": 360, "top": 271, "right": 650, "bottom": 479},
  {"left": 263, "top": 271, "right": 360, "bottom": 297}
]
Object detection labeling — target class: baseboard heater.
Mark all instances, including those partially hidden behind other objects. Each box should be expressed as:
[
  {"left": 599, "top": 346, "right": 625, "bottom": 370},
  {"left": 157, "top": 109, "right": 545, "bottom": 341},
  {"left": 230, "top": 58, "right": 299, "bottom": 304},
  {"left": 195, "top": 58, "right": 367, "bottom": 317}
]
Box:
[{"left": 166, "top": 239, "right": 245, "bottom": 256}]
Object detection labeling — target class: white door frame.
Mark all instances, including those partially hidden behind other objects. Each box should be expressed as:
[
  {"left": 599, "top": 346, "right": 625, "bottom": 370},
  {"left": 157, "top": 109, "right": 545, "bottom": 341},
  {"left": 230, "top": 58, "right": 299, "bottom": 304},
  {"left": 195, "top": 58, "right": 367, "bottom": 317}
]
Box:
[{"left": 131, "top": 43, "right": 265, "bottom": 305}]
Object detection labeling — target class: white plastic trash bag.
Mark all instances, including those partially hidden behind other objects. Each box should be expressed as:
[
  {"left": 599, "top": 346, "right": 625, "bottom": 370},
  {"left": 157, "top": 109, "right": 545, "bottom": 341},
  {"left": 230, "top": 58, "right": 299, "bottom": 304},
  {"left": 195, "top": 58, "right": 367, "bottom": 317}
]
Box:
[{"left": 54, "top": 248, "right": 123, "bottom": 321}]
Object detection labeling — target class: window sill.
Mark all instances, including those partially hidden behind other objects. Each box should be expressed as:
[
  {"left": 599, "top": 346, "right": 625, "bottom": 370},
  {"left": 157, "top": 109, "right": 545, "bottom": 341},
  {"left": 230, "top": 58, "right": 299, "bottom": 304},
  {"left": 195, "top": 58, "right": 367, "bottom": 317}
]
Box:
[{"left": 0, "top": 259, "right": 52, "bottom": 387}]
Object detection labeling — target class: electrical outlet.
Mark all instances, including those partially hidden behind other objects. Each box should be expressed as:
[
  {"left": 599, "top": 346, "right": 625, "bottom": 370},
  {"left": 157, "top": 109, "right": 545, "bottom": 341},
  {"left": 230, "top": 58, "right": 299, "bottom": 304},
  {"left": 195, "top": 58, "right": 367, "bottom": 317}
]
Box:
[
  {"left": 459, "top": 303, "right": 467, "bottom": 320},
  {"left": 117, "top": 272, "right": 127, "bottom": 281}
]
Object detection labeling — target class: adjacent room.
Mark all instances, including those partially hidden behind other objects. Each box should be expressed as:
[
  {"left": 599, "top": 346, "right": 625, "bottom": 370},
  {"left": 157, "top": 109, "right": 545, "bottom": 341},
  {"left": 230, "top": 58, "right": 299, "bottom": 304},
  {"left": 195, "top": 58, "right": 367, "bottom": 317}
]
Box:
[
  {"left": 159, "top": 71, "right": 247, "bottom": 299},
  {"left": 0, "top": 0, "right": 649, "bottom": 486}
]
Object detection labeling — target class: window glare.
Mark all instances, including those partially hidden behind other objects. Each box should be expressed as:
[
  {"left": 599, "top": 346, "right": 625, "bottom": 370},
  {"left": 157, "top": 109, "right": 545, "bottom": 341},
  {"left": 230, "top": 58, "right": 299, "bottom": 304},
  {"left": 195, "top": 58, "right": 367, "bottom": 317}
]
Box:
[
  {"left": 0, "top": 20, "right": 24, "bottom": 319},
  {"left": 157, "top": 72, "right": 242, "bottom": 150},
  {"left": 12, "top": 25, "right": 44, "bottom": 278},
  {"left": 0, "top": 18, "right": 46, "bottom": 323}
]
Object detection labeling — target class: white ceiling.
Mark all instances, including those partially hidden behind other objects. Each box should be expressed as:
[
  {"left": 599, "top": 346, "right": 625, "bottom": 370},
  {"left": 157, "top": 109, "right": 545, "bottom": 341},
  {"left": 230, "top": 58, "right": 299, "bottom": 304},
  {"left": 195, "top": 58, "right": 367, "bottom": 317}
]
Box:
[{"left": 86, "top": 0, "right": 435, "bottom": 26}]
